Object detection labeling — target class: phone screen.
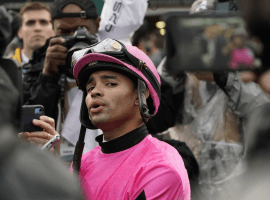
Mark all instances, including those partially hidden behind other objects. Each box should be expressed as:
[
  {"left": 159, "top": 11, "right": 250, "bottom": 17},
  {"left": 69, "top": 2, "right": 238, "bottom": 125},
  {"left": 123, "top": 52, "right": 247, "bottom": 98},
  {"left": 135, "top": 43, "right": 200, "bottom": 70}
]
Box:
[{"left": 165, "top": 12, "right": 263, "bottom": 75}]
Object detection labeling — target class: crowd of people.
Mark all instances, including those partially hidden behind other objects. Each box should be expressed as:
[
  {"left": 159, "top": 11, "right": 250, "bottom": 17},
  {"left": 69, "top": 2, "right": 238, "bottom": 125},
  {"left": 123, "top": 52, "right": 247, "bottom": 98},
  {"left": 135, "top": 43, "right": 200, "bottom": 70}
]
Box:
[{"left": 1, "top": 0, "right": 270, "bottom": 199}]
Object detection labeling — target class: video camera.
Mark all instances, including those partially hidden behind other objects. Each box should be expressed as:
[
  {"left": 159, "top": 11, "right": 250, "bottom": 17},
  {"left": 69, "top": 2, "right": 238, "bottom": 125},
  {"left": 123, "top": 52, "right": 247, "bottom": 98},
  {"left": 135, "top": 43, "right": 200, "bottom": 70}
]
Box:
[{"left": 164, "top": 0, "right": 264, "bottom": 75}]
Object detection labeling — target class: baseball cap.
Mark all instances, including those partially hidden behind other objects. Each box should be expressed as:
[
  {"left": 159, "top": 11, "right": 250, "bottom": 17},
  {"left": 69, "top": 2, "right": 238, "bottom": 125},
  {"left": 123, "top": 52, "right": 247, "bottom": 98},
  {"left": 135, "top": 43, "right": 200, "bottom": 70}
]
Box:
[{"left": 52, "top": 0, "right": 98, "bottom": 20}]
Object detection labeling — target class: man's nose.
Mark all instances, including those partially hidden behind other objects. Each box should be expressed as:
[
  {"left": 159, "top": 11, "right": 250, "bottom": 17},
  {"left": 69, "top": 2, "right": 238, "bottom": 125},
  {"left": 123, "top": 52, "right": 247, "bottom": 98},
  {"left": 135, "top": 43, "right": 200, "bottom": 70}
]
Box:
[
  {"left": 91, "top": 85, "right": 103, "bottom": 98},
  {"left": 34, "top": 22, "right": 42, "bottom": 31}
]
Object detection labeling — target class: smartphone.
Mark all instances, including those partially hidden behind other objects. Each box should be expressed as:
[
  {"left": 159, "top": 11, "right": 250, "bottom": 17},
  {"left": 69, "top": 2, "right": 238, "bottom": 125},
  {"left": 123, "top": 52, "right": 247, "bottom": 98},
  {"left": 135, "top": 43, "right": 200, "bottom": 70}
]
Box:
[
  {"left": 164, "top": 12, "right": 264, "bottom": 75},
  {"left": 21, "top": 105, "right": 45, "bottom": 132},
  {"left": 41, "top": 134, "right": 60, "bottom": 150}
]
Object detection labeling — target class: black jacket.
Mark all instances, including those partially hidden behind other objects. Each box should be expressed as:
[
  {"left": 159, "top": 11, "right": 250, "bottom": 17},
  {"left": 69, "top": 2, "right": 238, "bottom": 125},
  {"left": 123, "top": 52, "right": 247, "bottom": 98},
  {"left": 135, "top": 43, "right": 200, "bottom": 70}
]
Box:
[{"left": 23, "top": 39, "right": 60, "bottom": 122}]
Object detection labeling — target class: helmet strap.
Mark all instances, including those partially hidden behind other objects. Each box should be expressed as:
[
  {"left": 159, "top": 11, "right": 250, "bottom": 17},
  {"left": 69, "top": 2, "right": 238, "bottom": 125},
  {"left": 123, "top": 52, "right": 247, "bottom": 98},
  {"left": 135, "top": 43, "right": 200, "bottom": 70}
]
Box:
[
  {"left": 72, "top": 124, "right": 86, "bottom": 173},
  {"left": 137, "top": 79, "right": 152, "bottom": 123}
]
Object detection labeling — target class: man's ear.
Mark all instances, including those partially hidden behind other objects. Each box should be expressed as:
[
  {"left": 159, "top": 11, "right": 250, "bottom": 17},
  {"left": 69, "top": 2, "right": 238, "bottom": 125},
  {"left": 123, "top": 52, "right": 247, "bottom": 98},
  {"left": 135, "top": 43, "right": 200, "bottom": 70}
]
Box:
[
  {"left": 145, "top": 88, "right": 150, "bottom": 99},
  {"left": 135, "top": 88, "right": 149, "bottom": 106},
  {"left": 17, "top": 28, "right": 22, "bottom": 39},
  {"left": 135, "top": 89, "right": 139, "bottom": 106}
]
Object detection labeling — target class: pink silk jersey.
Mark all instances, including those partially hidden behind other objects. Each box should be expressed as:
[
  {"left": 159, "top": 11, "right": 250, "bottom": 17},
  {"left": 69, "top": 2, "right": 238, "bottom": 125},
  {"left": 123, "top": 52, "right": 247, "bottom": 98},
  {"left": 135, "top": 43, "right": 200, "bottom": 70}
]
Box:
[{"left": 74, "top": 134, "right": 191, "bottom": 200}]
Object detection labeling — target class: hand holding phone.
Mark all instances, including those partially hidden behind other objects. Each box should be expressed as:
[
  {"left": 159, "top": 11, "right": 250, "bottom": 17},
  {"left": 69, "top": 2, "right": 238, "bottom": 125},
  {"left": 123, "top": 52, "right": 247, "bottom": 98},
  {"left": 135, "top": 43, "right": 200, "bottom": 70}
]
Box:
[
  {"left": 19, "top": 115, "right": 60, "bottom": 151},
  {"left": 22, "top": 105, "right": 45, "bottom": 132}
]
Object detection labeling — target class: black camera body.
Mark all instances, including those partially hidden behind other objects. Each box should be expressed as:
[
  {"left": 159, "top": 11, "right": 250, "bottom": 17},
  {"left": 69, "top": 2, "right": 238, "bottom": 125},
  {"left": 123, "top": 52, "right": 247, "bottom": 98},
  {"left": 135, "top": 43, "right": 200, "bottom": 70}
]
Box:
[
  {"left": 62, "top": 26, "right": 98, "bottom": 51},
  {"left": 61, "top": 26, "right": 98, "bottom": 76}
]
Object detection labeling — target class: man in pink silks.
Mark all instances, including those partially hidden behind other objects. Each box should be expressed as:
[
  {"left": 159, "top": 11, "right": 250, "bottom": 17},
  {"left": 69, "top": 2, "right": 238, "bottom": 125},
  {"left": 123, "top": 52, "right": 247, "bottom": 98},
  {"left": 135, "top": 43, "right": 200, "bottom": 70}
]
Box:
[{"left": 70, "top": 38, "right": 191, "bottom": 200}]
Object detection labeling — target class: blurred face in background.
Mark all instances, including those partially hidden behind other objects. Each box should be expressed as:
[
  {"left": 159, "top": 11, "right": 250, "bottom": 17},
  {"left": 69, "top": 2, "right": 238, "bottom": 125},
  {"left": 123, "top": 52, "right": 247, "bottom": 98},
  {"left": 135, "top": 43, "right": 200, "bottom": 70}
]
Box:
[
  {"left": 233, "top": 35, "right": 245, "bottom": 48},
  {"left": 18, "top": 9, "right": 55, "bottom": 57}
]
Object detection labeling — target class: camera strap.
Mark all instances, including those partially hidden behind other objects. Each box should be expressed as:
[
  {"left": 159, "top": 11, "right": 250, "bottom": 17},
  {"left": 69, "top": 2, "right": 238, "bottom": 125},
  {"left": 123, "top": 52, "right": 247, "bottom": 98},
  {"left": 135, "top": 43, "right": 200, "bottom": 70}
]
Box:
[{"left": 60, "top": 73, "right": 66, "bottom": 122}]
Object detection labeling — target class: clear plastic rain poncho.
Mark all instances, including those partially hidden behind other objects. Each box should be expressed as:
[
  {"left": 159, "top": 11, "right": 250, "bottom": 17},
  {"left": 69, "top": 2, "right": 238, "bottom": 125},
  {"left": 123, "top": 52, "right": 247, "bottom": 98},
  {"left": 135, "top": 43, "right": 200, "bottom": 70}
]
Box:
[{"left": 169, "top": 73, "right": 244, "bottom": 197}]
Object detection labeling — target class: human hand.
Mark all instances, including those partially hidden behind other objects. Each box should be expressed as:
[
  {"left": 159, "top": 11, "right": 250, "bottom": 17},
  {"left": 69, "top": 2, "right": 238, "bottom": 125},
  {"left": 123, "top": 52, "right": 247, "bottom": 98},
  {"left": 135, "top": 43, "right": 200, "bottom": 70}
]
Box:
[
  {"left": 43, "top": 37, "right": 67, "bottom": 75},
  {"left": 18, "top": 116, "right": 59, "bottom": 148}
]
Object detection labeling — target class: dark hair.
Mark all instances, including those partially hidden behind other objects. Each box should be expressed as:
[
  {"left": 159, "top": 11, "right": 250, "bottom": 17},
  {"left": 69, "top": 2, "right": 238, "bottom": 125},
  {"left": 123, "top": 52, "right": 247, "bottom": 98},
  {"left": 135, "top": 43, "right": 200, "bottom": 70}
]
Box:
[
  {"left": 19, "top": 2, "right": 51, "bottom": 26},
  {"left": 149, "top": 29, "right": 165, "bottom": 49}
]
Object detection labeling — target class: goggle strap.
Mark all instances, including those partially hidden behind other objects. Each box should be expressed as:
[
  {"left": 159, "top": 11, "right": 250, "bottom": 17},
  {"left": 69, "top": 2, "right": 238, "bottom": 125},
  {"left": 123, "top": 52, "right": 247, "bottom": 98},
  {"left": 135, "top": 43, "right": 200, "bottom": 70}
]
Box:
[{"left": 121, "top": 47, "right": 141, "bottom": 70}]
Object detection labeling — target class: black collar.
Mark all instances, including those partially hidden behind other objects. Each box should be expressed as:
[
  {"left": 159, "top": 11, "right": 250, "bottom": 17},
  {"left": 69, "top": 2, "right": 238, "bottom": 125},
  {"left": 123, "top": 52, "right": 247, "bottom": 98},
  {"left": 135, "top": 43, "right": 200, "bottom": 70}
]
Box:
[{"left": 95, "top": 124, "right": 149, "bottom": 154}]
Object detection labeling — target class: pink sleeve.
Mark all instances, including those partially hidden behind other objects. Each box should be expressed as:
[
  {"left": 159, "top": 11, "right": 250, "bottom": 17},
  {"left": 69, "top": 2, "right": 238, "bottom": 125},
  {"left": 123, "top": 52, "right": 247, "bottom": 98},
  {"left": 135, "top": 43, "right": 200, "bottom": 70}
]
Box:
[{"left": 131, "top": 164, "right": 190, "bottom": 200}]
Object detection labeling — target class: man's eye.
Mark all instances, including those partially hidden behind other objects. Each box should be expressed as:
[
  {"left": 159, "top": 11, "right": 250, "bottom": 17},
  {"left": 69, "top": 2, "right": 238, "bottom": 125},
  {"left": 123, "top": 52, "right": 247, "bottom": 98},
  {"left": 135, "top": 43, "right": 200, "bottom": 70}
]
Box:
[
  {"left": 87, "top": 86, "right": 95, "bottom": 92},
  {"left": 107, "top": 83, "right": 117, "bottom": 86},
  {"left": 40, "top": 20, "right": 49, "bottom": 25},
  {"left": 57, "top": 29, "right": 70, "bottom": 36},
  {"left": 26, "top": 21, "right": 35, "bottom": 26}
]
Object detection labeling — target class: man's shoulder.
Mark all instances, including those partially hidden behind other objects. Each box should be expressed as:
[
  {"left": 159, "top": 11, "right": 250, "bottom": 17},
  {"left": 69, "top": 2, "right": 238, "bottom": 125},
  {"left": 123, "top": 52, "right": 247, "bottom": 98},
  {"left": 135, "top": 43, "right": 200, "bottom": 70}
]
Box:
[
  {"left": 140, "top": 135, "right": 181, "bottom": 157},
  {"left": 10, "top": 48, "right": 22, "bottom": 65},
  {"left": 133, "top": 136, "right": 191, "bottom": 199},
  {"left": 81, "top": 146, "right": 101, "bottom": 160},
  {"left": 22, "top": 43, "right": 48, "bottom": 75}
]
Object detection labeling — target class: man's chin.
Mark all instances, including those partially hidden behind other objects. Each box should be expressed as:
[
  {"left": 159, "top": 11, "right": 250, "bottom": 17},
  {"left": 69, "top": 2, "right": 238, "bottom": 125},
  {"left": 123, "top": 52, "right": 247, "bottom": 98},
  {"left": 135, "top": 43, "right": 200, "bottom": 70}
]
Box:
[
  {"left": 31, "top": 42, "right": 46, "bottom": 51},
  {"left": 91, "top": 117, "right": 106, "bottom": 129}
]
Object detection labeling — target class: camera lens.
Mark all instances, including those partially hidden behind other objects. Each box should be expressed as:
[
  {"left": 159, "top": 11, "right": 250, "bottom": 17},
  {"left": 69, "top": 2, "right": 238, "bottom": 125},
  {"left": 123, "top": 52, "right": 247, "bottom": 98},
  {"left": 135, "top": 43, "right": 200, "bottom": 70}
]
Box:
[{"left": 35, "top": 108, "right": 43, "bottom": 114}]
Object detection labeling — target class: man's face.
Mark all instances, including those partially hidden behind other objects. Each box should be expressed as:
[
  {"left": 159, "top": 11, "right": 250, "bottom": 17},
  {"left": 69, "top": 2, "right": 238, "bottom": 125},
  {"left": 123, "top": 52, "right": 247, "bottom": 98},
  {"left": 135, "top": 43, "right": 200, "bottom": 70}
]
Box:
[
  {"left": 53, "top": 4, "right": 100, "bottom": 36},
  {"left": 233, "top": 36, "right": 245, "bottom": 48},
  {"left": 85, "top": 70, "right": 138, "bottom": 131},
  {"left": 18, "top": 9, "right": 55, "bottom": 52}
]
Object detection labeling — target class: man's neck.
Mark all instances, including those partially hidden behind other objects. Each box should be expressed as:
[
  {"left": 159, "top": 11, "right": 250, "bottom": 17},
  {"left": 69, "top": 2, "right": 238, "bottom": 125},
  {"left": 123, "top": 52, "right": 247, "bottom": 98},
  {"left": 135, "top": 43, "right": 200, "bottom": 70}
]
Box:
[
  {"left": 102, "top": 120, "right": 144, "bottom": 142},
  {"left": 21, "top": 48, "right": 32, "bottom": 60}
]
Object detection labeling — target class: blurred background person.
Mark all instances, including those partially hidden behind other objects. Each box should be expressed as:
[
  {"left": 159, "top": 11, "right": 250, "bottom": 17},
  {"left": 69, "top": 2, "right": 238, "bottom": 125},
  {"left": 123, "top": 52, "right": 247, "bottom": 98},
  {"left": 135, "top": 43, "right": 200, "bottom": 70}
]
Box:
[
  {"left": 132, "top": 21, "right": 165, "bottom": 68},
  {"left": 146, "top": 29, "right": 166, "bottom": 67},
  {"left": 11, "top": 2, "right": 55, "bottom": 66},
  {"left": 217, "top": 103, "right": 270, "bottom": 200}
]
